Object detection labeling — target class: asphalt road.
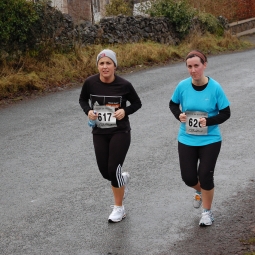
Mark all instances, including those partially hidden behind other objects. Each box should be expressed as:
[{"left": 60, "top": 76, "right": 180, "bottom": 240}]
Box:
[{"left": 1, "top": 48, "right": 255, "bottom": 255}]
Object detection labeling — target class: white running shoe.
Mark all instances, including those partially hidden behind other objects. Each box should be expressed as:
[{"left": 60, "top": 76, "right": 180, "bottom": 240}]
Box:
[
  {"left": 108, "top": 205, "right": 126, "bottom": 223},
  {"left": 193, "top": 193, "right": 202, "bottom": 208},
  {"left": 122, "top": 172, "right": 130, "bottom": 200},
  {"left": 199, "top": 211, "right": 214, "bottom": 226}
]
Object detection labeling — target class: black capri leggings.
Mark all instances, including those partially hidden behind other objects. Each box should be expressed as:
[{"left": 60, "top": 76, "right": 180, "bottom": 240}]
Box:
[
  {"left": 93, "top": 131, "right": 131, "bottom": 188},
  {"left": 178, "top": 141, "right": 221, "bottom": 190}
]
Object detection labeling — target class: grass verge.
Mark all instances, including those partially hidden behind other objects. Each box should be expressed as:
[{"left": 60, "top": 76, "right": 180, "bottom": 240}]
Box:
[
  {"left": 0, "top": 31, "right": 254, "bottom": 105},
  {"left": 241, "top": 237, "right": 255, "bottom": 255}
]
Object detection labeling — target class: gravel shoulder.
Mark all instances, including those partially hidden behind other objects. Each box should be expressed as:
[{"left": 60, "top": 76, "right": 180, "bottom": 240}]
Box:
[
  {"left": 169, "top": 181, "right": 255, "bottom": 255},
  {"left": 239, "top": 33, "right": 255, "bottom": 44}
]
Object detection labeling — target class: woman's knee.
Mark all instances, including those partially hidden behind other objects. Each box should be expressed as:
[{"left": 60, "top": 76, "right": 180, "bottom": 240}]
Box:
[
  {"left": 182, "top": 176, "right": 198, "bottom": 187},
  {"left": 101, "top": 173, "right": 110, "bottom": 181},
  {"left": 200, "top": 180, "right": 214, "bottom": 190},
  {"left": 199, "top": 171, "right": 215, "bottom": 190},
  {"left": 109, "top": 164, "right": 124, "bottom": 188}
]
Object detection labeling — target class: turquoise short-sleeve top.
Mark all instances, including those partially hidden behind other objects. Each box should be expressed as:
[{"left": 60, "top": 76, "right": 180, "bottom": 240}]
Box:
[{"left": 171, "top": 77, "right": 230, "bottom": 146}]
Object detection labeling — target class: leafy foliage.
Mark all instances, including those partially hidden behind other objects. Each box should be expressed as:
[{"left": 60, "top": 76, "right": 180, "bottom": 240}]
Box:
[
  {"left": 146, "top": 0, "right": 195, "bottom": 38},
  {"left": 196, "top": 12, "right": 225, "bottom": 36},
  {"left": 0, "top": 0, "right": 69, "bottom": 60},
  {"left": 189, "top": 0, "right": 255, "bottom": 22},
  {"left": 0, "top": 0, "right": 38, "bottom": 52},
  {"left": 31, "top": 1, "right": 66, "bottom": 58},
  {"left": 105, "top": 0, "right": 133, "bottom": 16}
]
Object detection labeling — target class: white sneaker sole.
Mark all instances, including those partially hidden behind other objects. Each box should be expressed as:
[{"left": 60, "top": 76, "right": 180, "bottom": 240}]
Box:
[
  {"left": 108, "top": 214, "right": 126, "bottom": 223},
  {"left": 199, "top": 214, "right": 214, "bottom": 227},
  {"left": 199, "top": 222, "right": 213, "bottom": 227}
]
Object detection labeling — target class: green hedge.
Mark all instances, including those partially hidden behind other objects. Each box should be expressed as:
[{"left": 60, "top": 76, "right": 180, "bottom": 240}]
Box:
[
  {"left": 0, "top": 0, "right": 38, "bottom": 53},
  {"left": 0, "top": 0, "right": 66, "bottom": 59},
  {"left": 146, "top": 0, "right": 195, "bottom": 38}
]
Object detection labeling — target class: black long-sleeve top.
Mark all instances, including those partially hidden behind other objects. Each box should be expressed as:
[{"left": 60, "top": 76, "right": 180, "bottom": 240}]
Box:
[
  {"left": 169, "top": 100, "right": 230, "bottom": 125},
  {"left": 79, "top": 73, "right": 142, "bottom": 134}
]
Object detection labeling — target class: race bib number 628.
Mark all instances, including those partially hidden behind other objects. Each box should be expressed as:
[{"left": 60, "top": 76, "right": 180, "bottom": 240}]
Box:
[{"left": 185, "top": 111, "right": 208, "bottom": 135}]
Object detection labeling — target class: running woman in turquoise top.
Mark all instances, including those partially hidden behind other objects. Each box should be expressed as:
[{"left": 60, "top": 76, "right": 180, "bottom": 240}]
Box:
[{"left": 169, "top": 50, "right": 230, "bottom": 226}]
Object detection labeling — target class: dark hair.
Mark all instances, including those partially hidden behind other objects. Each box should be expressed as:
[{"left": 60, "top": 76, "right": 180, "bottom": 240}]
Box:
[{"left": 185, "top": 50, "right": 207, "bottom": 64}]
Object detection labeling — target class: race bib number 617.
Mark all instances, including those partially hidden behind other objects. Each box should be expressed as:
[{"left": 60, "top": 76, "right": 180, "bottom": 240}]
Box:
[{"left": 94, "top": 105, "right": 117, "bottom": 129}]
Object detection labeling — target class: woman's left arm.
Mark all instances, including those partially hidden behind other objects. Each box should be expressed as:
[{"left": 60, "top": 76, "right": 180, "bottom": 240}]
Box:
[
  {"left": 205, "top": 106, "right": 231, "bottom": 126},
  {"left": 124, "top": 85, "right": 142, "bottom": 115}
]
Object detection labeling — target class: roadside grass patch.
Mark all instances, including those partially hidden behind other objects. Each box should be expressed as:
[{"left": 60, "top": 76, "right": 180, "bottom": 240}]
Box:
[
  {"left": 0, "top": 32, "right": 253, "bottom": 101},
  {"left": 241, "top": 237, "right": 255, "bottom": 255}
]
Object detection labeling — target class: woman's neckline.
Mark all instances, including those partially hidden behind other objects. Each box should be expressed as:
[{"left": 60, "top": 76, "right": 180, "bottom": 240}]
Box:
[
  {"left": 192, "top": 76, "right": 208, "bottom": 86},
  {"left": 192, "top": 77, "right": 209, "bottom": 91}
]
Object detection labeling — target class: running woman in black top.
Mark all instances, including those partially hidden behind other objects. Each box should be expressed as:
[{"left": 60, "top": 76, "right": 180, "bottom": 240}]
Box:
[{"left": 79, "top": 49, "right": 142, "bottom": 223}]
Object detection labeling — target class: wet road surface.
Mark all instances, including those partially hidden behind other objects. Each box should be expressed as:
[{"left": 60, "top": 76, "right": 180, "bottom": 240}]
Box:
[{"left": 1, "top": 49, "right": 255, "bottom": 255}]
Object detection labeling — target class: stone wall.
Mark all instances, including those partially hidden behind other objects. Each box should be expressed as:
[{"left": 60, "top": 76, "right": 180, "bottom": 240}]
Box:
[
  {"left": 55, "top": 14, "right": 180, "bottom": 47},
  {"left": 228, "top": 17, "right": 255, "bottom": 35}
]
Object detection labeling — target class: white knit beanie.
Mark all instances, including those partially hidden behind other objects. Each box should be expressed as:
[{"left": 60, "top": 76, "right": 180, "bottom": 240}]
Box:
[{"left": 96, "top": 49, "right": 117, "bottom": 67}]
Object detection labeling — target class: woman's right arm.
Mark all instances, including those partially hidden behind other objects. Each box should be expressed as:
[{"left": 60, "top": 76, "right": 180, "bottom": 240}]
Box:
[
  {"left": 79, "top": 81, "right": 92, "bottom": 115},
  {"left": 169, "top": 100, "right": 182, "bottom": 121}
]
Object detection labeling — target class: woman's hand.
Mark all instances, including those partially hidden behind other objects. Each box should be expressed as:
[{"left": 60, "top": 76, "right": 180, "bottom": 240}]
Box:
[
  {"left": 114, "top": 109, "right": 125, "bottom": 120},
  {"left": 179, "top": 112, "right": 186, "bottom": 123},
  {"left": 88, "top": 110, "right": 97, "bottom": 120},
  {"left": 199, "top": 117, "right": 207, "bottom": 127}
]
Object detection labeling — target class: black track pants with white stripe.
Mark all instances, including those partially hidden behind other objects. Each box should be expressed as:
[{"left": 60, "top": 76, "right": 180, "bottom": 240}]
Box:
[{"left": 93, "top": 131, "right": 131, "bottom": 188}]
